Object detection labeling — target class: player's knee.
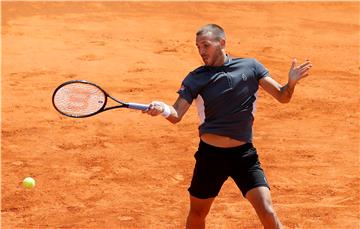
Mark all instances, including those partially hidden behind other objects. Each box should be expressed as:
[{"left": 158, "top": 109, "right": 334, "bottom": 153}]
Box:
[
  {"left": 259, "top": 206, "right": 276, "bottom": 220},
  {"left": 259, "top": 207, "right": 283, "bottom": 229},
  {"left": 264, "top": 209, "right": 276, "bottom": 220}
]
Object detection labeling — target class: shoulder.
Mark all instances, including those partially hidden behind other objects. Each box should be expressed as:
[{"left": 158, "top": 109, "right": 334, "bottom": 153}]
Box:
[
  {"left": 183, "top": 66, "right": 208, "bottom": 83},
  {"left": 229, "top": 57, "right": 259, "bottom": 66},
  {"left": 231, "top": 57, "right": 266, "bottom": 69},
  {"left": 251, "top": 58, "right": 265, "bottom": 66},
  {"left": 190, "top": 65, "right": 208, "bottom": 75}
]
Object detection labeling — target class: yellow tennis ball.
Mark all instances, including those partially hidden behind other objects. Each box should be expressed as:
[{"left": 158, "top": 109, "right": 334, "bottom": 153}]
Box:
[{"left": 23, "top": 177, "right": 36, "bottom": 188}]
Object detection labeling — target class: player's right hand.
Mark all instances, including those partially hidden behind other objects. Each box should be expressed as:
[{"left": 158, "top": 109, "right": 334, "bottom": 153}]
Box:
[{"left": 143, "top": 101, "right": 166, "bottom": 116}]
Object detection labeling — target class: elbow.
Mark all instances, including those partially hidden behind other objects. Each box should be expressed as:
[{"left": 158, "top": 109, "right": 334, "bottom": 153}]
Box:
[
  {"left": 277, "top": 94, "right": 292, "bottom": 104},
  {"left": 279, "top": 98, "right": 291, "bottom": 104},
  {"left": 169, "top": 119, "right": 180, "bottom": 124},
  {"left": 278, "top": 98, "right": 291, "bottom": 104}
]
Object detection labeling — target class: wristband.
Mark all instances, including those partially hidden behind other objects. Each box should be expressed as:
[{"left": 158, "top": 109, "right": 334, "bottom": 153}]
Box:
[{"left": 161, "top": 104, "right": 171, "bottom": 118}]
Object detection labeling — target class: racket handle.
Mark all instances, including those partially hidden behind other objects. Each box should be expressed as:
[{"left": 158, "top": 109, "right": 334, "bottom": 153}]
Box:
[{"left": 127, "top": 102, "right": 149, "bottom": 111}]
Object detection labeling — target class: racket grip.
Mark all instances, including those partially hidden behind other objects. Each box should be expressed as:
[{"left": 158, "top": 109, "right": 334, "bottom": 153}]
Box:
[{"left": 127, "top": 102, "right": 150, "bottom": 111}]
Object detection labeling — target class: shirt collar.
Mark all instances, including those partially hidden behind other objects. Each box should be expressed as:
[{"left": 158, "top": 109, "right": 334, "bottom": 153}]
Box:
[
  {"left": 204, "top": 54, "right": 232, "bottom": 70},
  {"left": 223, "top": 54, "right": 232, "bottom": 66}
]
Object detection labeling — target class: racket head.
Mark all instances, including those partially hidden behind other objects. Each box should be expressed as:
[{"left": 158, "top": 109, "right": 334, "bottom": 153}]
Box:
[{"left": 52, "top": 80, "right": 108, "bottom": 118}]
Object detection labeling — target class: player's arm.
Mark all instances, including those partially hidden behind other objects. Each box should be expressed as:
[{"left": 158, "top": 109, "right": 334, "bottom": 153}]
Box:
[
  {"left": 259, "top": 59, "right": 312, "bottom": 103},
  {"left": 143, "top": 96, "right": 191, "bottom": 124}
]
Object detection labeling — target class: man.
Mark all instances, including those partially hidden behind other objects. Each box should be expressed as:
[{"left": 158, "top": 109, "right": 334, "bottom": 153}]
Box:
[{"left": 144, "top": 24, "right": 312, "bottom": 229}]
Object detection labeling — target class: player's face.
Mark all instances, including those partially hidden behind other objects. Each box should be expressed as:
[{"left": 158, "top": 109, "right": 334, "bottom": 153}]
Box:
[{"left": 196, "top": 33, "right": 225, "bottom": 67}]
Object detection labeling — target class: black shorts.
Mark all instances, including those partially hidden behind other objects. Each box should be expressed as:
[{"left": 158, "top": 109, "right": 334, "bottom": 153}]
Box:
[{"left": 188, "top": 140, "right": 269, "bottom": 199}]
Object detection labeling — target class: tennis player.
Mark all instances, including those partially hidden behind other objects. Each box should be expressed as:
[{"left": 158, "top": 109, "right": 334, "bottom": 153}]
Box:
[{"left": 144, "top": 24, "right": 312, "bottom": 229}]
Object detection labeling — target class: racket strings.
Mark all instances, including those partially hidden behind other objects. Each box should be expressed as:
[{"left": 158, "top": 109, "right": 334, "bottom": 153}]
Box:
[{"left": 53, "top": 83, "right": 106, "bottom": 117}]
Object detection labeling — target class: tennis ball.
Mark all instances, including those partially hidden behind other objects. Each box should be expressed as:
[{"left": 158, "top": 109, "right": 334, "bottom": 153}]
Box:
[{"left": 22, "top": 177, "right": 36, "bottom": 189}]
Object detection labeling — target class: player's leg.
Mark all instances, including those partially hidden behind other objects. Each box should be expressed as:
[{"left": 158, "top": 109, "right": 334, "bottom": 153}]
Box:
[
  {"left": 186, "top": 140, "right": 229, "bottom": 229},
  {"left": 245, "top": 186, "right": 283, "bottom": 229},
  {"left": 186, "top": 195, "right": 215, "bottom": 229},
  {"left": 231, "top": 144, "right": 282, "bottom": 228}
]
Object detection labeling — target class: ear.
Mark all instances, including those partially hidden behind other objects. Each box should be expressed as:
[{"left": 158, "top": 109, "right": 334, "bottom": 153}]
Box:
[{"left": 220, "top": 38, "right": 226, "bottom": 48}]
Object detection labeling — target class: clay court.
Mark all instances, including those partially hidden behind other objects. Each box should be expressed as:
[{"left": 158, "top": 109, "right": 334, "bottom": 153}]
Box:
[{"left": 2, "top": 1, "right": 359, "bottom": 228}]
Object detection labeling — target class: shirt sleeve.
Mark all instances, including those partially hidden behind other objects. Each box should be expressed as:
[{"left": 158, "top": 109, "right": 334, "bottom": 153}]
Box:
[
  {"left": 177, "top": 72, "right": 199, "bottom": 104},
  {"left": 253, "top": 59, "right": 270, "bottom": 80},
  {"left": 177, "top": 84, "right": 194, "bottom": 104}
]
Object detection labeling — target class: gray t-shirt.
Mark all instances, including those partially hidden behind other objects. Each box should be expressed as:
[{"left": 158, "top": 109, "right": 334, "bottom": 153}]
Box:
[{"left": 177, "top": 57, "right": 270, "bottom": 143}]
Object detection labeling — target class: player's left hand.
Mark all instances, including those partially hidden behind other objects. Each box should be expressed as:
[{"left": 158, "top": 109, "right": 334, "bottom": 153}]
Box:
[{"left": 288, "top": 59, "right": 312, "bottom": 86}]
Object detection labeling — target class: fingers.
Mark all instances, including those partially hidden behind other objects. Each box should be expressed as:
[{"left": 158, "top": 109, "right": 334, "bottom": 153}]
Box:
[
  {"left": 288, "top": 58, "right": 312, "bottom": 83},
  {"left": 300, "top": 64, "right": 312, "bottom": 73},
  {"left": 294, "top": 59, "right": 312, "bottom": 69},
  {"left": 143, "top": 101, "right": 165, "bottom": 116},
  {"left": 299, "top": 68, "right": 310, "bottom": 78},
  {"left": 290, "top": 58, "right": 312, "bottom": 76},
  {"left": 290, "top": 58, "right": 297, "bottom": 70},
  {"left": 295, "top": 63, "right": 312, "bottom": 80},
  {"left": 299, "top": 60, "right": 312, "bottom": 73},
  {"left": 298, "top": 60, "right": 312, "bottom": 70},
  {"left": 291, "top": 58, "right": 312, "bottom": 69}
]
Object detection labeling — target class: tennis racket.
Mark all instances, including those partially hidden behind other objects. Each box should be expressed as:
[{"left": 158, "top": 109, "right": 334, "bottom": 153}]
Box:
[{"left": 52, "top": 80, "right": 149, "bottom": 118}]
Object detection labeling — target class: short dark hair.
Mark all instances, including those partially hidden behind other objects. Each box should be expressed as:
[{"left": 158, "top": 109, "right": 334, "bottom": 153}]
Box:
[{"left": 196, "top": 24, "right": 226, "bottom": 41}]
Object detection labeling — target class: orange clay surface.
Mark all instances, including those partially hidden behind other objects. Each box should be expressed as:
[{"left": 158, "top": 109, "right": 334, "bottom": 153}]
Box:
[{"left": 2, "top": 2, "right": 359, "bottom": 229}]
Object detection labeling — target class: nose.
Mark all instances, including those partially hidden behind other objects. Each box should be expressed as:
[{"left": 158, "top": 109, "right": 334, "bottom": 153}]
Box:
[{"left": 199, "top": 48, "right": 206, "bottom": 56}]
